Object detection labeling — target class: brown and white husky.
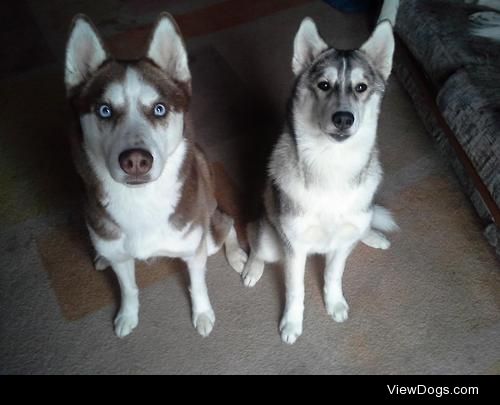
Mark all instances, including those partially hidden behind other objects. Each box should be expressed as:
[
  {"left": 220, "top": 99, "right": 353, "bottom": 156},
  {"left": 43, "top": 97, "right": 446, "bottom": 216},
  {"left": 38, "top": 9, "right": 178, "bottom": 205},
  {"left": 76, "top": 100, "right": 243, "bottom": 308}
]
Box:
[{"left": 64, "top": 13, "right": 247, "bottom": 338}]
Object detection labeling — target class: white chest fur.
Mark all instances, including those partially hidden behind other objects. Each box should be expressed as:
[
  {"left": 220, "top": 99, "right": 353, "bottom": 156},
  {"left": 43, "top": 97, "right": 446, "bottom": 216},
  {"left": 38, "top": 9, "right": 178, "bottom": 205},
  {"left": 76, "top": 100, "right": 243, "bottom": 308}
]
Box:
[
  {"left": 89, "top": 141, "right": 203, "bottom": 261},
  {"left": 273, "top": 134, "right": 381, "bottom": 254},
  {"left": 281, "top": 183, "right": 374, "bottom": 254}
]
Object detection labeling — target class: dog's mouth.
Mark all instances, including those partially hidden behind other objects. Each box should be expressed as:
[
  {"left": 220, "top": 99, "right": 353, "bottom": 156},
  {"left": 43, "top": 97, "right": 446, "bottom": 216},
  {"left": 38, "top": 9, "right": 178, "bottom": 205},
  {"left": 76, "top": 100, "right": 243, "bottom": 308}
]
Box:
[
  {"left": 320, "top": 123, "right": 353, "bottom": 143},
  {"left": 124, "top": 176, "right": 152, "bottom": 187},
  {"left": 327, "top": 132, "right": 352, "bottom": 143}
]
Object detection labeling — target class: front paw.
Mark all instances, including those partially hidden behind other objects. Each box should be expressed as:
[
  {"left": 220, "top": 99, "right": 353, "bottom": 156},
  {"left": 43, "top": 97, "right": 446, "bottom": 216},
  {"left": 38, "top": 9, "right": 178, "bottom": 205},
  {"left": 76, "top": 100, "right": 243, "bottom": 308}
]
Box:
[
  {"left": 279, "top": 317, "right": 303, "bottom": 345},
  {"left": 326, "top": 298, "right": 349, "bottom": 323},
  {"left": 193, "top": 310, "right": 216, "bottom": 338},
  {"left": 114, "top": 311, "right": 139, "bottom": 338}
]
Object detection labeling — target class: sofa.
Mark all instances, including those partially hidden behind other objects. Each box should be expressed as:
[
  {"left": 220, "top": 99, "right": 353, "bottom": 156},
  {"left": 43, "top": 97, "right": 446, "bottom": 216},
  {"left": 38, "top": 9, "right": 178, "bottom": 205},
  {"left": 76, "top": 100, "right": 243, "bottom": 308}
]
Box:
[{"left": 393, "top": 0, "right": 500, "bottom": 258}]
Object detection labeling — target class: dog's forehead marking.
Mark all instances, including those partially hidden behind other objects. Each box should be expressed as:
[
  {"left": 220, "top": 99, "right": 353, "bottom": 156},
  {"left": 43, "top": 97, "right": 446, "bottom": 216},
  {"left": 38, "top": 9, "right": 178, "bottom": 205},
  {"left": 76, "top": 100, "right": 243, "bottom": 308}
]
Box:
[
  {"left": 340, "top": 57, "right": 347, "bottom": 91},
  {"left": 103, "top": 67, "right": 160, "bottom": 108},
  {"left": 104, "top": 82, "right": 125, "bottom": 107},
  {"left": 315, "top": 51, "right": 356, "bottom": 89},
  {"left": 322, "top": 66, "right": 338, "bottom": 83},
  {"left": 350, "top": 68, "right": 366, "bottom": 84},
  {"left": 125, "top": 68, "right": 160, "bottom": 106}
]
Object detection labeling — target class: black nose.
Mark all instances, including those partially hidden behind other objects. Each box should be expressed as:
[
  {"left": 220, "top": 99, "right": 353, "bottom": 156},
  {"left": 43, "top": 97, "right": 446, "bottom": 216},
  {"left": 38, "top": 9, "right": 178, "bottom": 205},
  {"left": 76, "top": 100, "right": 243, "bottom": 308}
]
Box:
[
  {"left": 119, "top": 149, "right": 153, "bottom": 176},
  {"left": 332, "top": 111, "right": 355, "bottom": 130}
]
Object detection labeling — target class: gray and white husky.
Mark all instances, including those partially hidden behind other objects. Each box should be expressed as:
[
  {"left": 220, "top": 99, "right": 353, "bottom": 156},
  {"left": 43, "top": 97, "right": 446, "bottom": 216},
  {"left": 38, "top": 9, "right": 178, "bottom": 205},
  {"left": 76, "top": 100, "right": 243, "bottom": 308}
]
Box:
[
  {"left": 236, "top": 19, "right": 398, "bottom": 345},
  {"left": 64, "top": 13, "right": 247, "bottom": 338}
]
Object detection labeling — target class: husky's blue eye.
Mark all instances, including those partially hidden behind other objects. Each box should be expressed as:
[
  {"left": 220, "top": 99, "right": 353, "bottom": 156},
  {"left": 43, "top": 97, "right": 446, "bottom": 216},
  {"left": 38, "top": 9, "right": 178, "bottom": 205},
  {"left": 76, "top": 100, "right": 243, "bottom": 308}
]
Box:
[
  {"left": 153, "top": 103, "right": 167, "bottom": 117},
  {"left": 355, "top": 83, "right": 368, "bottom": 93},
  {"left": 318, "top": 81, "right": 331, "bottom": 92},
  {"left": 97, "top": 104, "right": 113, "bottom": 119}
]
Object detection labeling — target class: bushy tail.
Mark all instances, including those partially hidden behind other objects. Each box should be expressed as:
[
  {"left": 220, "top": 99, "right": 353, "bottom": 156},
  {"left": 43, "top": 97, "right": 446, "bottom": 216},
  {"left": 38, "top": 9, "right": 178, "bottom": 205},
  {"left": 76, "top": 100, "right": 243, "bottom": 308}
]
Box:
[
  {"left": 470, "top": 11, "right": 500, "bottom": 41},
  {"left": 372, "top": 205, "right": 399, "bottom": 233}
]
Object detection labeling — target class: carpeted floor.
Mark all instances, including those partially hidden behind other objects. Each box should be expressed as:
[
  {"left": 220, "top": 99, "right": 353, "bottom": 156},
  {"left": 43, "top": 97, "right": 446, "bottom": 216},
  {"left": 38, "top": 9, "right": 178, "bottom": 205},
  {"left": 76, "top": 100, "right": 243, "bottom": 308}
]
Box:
[{"left": 0, "top": 0, "right": 499, "bottom": 375}]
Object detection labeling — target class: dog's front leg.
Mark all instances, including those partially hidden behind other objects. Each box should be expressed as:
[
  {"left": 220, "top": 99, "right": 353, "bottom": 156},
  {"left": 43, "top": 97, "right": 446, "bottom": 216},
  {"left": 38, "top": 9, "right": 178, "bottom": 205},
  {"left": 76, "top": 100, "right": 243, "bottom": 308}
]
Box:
[
  {"left": 112, "top": 259, "right": 139, "bottom": 338},
  {"left": 324, "top": 244, "right": 355, "bottom": 323},
  {"left": 280, "top": 250, "right": 307, "bottom": 345},
  {"left": 185, "top": 245, "right": 215, "bottom": 338}
]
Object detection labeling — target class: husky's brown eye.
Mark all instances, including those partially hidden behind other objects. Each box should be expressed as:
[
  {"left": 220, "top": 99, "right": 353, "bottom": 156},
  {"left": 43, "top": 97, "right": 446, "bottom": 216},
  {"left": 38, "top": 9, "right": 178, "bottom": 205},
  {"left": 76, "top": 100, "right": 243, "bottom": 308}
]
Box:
[
  {"left": 355, "top": 83, "right": 368, "bottom": 93},
  {"left": 317, "top": 81, "right": 331, "bottom": 92}
]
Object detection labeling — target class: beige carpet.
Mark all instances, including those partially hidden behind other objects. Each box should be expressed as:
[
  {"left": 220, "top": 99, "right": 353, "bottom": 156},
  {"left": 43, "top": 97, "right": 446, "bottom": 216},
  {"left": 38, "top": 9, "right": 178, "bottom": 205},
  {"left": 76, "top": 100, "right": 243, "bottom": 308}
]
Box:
[{"left": 0, "top": 0, "right": 499, "bottom": 375}]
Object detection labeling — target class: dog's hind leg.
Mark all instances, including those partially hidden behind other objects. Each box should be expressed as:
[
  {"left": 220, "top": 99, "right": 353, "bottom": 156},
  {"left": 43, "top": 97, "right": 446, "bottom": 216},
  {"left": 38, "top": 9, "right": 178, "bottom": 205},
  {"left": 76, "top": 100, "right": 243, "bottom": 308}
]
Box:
[
  {"left": 94, "top": 255, "right": 110, "bottom": 271},
  {"left": 112, "top": 259, "right": 139, "bottom": 338},
  {"left": 242, "top": 219, "right": 282, "bottom": 288},
  {"left": 362, "top": 205, "right": 398, "bottom": 249},
  {"left": 224, "top": 226, "right": 248, "bottom": 274},
  {"left": 362, "top": 229, "right": 391, "bottom": 250},
  {"left": 206, "top": 208, "right": 248, "bottom": 273},
  {"left": 242, "top": 251, "right": 266, "bottom": 288}
]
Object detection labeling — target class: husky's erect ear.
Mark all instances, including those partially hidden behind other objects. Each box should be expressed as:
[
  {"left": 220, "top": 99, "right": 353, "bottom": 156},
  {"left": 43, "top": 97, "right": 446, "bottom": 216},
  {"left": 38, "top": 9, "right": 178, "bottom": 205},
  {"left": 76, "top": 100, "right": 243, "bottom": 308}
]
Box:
[
  {"left": 65, "top": 15, "right": 108, "bottom": 91},
  {"left": 146, "top": 13, "right": 191, "bottom": 83},
  {"left": 360, "top": 21, "right": 395, "bottom": 81},
  {"left": 292, "top": 17, "right": 328, "bottom": 76}
]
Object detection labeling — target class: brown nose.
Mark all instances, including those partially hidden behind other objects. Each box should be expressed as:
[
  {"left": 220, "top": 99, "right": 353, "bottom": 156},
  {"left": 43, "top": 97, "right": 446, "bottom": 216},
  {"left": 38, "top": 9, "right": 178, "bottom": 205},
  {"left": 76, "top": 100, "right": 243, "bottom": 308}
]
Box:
[{"left": 119, "top": 149, "right": 153, "bottom": 176}]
